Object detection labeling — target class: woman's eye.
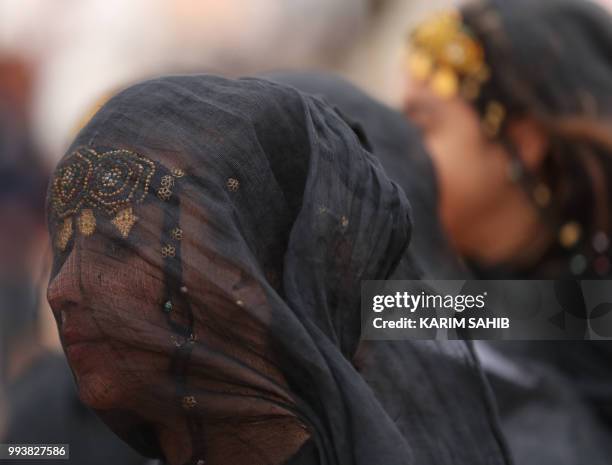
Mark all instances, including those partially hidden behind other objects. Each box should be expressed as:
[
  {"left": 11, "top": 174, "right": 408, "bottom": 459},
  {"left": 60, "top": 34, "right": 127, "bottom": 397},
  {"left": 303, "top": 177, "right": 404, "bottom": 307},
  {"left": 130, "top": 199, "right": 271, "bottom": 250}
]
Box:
[{"left": 104, "top": 237, "right": 131, "bottom": 258}]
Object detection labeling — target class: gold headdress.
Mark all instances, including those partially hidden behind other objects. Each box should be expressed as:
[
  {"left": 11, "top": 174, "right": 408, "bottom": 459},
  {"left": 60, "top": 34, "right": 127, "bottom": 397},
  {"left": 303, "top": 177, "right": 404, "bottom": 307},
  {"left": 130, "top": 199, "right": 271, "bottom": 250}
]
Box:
[{"left": 407, "top": 10, "right": 506, "bottom": 137}]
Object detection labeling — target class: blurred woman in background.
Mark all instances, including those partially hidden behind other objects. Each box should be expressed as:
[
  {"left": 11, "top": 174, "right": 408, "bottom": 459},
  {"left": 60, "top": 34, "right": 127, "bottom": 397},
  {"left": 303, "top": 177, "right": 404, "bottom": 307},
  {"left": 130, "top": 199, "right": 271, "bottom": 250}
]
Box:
[
  {"left": 405, "top": 0, "right": 612, "bottom": 279},
  {"left": 404, "top": 0, "right": 612, "bottom": 463}
]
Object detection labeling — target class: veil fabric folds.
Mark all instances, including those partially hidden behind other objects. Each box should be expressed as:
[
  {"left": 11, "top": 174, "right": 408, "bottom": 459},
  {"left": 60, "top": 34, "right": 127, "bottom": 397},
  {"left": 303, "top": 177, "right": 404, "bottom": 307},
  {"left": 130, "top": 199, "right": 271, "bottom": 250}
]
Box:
[{"left": 47, "top": 75, "right": 509, "bottom": 465}]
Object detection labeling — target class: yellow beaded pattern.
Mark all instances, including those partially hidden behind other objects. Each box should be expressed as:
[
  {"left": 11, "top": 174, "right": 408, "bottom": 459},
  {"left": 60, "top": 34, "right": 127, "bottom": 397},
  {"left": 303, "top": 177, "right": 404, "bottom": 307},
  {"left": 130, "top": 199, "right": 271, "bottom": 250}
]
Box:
[
  {"left": 50, "top": 147, "right": 156, "bottom": 247},
  {"left": 56, "top": 217, "right": 74, "bottom": 251},
  {"left": 76, "top": 209, "right": 96, "bottom": 236},
  {"left": 156, "top": 168, "right": 186, "bottom": 201},
  {"left": 407, "top": 10, "right": 506, "bottom": 137},
  {"left": 111, "top": 207, "right": 139, "bottom": 239}
]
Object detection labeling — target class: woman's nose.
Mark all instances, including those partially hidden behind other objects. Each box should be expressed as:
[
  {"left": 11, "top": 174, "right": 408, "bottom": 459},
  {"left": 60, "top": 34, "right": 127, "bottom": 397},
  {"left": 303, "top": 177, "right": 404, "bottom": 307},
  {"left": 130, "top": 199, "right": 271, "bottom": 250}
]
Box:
[{"left": 47, "top": 246, "right": 83, "bottom": 315}]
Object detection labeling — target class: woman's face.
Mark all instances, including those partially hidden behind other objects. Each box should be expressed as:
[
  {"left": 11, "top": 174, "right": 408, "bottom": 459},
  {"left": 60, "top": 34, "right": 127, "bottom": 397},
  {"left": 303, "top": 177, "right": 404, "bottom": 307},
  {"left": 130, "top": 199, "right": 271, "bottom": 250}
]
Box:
[
  {"left": 46, "top": 203, "right": 173, "bottom": 411},
  {"left": 403, "top": 76, "right": 514, "bottom": 255}
]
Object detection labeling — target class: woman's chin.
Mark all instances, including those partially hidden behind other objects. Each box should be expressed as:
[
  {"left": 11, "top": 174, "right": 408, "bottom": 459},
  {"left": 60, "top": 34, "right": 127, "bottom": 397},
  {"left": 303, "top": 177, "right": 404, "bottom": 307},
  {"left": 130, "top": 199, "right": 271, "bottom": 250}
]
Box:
[
  {"left": 75, "top": 370, "right": 128, "bottom": 410},
  {"left": 63, "top": 340, "right": 132, "bottom": 409}
]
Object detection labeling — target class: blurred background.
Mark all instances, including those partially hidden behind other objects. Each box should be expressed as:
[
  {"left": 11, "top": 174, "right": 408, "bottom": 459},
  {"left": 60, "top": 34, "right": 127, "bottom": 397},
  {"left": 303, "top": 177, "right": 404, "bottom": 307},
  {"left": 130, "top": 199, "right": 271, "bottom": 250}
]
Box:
[
  {"left": 0, "top": 0, "right": 456, "bottom": 462},
  {"left": 4, "top": 0, "right": 612, "bottom": 463}
]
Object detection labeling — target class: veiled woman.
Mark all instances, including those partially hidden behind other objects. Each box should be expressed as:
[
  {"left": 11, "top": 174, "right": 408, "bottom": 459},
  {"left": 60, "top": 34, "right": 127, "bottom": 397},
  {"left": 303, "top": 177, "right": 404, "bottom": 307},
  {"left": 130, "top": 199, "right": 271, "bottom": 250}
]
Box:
[{"left": 46, "top": 76, "right": 509, "bottom": 465}]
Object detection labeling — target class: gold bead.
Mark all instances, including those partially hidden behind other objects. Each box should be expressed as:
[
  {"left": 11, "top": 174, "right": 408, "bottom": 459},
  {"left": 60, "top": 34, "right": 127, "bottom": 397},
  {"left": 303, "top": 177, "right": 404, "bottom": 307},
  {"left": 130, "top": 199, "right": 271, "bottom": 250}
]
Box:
[
  {"left": 226, "top": 177, "right": 240, "bottom": 192},
  {"left": 181, "top": 395, "right": 197, "bottom": 409},
  {"left": 161, "top": 244, "right": 176, "bottom": 258},
  {"left": 482, "top": 101, "right": 505, "bottom": 138},
  {"left": 430, "top": 67, "right": 459, "bottom": 99},
  {"left": 171, "top": 227, "right": 183, "bottom": 241},
  {"left": 485, "top": 101, "right": 506, "bottom": 124},
  {"left": 157, "top": 186, "right": 172, "bottom": 201},
  {"left": 559, "top": 222, "right": 582, "bottom": 249},
  {"left": 161, "top": 175, "right": 175, "bottom": 188}
]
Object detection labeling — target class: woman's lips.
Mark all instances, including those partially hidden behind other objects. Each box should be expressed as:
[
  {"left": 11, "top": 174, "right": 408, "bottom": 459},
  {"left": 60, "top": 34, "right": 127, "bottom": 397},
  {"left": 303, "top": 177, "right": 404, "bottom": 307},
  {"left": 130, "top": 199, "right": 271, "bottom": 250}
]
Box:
[
  {"left": 65, "top": 342, "right": 106, "bottom": 377},
  {"left": 59, "top": 309, "right": 105, "bottom": 347},
  {"left": 57, "top": 309, "right": 110, "bottom": 377},
  {"left": 62, "top": 321, "right": 106, "bottom": 375},
  {"left": 62, "top": 323, "right": 103, "bottom": 347}
]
